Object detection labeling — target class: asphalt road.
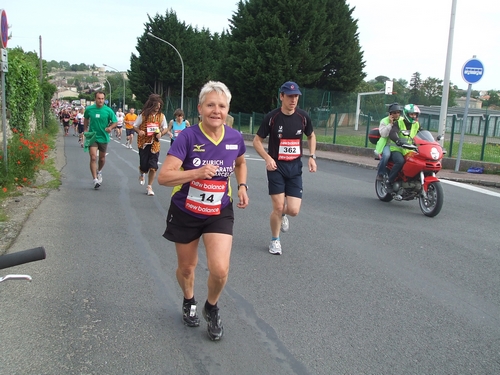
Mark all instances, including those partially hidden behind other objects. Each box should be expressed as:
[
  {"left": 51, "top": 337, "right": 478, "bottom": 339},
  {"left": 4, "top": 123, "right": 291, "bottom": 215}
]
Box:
[{"left": 1, "top": 134, "right": 499, "bottom": 374}]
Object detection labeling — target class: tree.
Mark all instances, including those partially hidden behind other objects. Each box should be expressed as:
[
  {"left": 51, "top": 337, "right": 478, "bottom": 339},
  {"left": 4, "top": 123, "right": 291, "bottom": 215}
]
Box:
[
  {"left": 446, "top": 82, "right": 457, "bottom": 107},
  {"left": 420, "top": 77, "right": 443, "bottom": 106},
  {"left": 129, "top": 10, "right": 217, "bottom": 108},
  {"left": 408, "top": 72, "right": 423, "bottom": 105},
  {"left": 47, "top": 60, "right": 59, "bottom": 71},
  {"left": 222, "top": 0, "right": 365, "bottom": 112},
  {"left": 480, "top": 90, "right": 499, "bottom": 109},
  {"left": 374, "top": 75, "right": 390, "bottom": 84},
  {"left": 59, "top": 61, "right": 70, "bottom": 70},
  {"left": 316, "top": 1, "right": 366, "bottom": 91}
]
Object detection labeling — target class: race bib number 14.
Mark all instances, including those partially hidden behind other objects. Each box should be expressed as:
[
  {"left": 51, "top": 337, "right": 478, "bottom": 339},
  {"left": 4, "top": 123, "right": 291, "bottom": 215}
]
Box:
[{"left": 185, "top": 179, "right": 227, "bottom": 215}]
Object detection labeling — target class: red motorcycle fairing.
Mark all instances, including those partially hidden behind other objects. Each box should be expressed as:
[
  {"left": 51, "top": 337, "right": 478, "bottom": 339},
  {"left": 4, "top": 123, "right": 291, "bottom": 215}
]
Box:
[{"left": 423, "top": 175, "right": 440, "bottom": 191}]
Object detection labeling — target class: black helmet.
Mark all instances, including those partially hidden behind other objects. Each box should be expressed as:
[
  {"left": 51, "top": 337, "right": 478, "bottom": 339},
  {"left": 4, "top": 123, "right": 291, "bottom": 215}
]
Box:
[{"left": 388, "top": 103, "right": 402, "bottom": 113}]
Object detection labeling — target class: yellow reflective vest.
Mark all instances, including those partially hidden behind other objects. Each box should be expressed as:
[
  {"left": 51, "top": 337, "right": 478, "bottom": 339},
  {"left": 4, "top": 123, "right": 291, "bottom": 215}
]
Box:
[{"left": 389, "top": 119, "right": 420, "bottom": 156}]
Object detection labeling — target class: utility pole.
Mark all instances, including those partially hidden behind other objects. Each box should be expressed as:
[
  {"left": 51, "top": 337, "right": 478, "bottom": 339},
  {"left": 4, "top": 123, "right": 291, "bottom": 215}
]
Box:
[
  {"left": 39, "top": 35, "right": 45, "bottom": 127},
  {"left": 437, "top": 0, "right": 458, "bottom": 146}
]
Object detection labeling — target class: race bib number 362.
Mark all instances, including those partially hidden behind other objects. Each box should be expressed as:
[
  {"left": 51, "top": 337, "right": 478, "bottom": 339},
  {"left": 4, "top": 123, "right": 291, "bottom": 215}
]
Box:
[
  {"left": 185, "top": 179, "right": 227, "bottom": 215},
  {"left": 278, "top": 139, "right": 301, "bottom": 161}
]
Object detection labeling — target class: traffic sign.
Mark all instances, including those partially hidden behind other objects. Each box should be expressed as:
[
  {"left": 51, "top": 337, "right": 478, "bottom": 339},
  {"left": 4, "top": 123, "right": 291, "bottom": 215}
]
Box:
[
  {"left": 462, "top": 58, "right": 484, "bottom": 84},
  {"left": 0, "top": 10, "right": 8, "bottom": 49}
]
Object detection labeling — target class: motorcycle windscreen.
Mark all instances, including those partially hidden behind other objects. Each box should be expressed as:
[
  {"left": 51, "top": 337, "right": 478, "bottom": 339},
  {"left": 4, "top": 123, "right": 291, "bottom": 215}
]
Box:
[{"left": 415, "top": 130, "right": 436, "bottom": 142}]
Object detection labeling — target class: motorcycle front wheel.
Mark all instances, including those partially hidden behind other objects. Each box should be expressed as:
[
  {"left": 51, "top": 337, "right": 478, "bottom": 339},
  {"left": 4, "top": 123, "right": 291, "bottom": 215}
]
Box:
[
  {"left": 419, "top": 181, "right": 444, "bottom": 217},
  {"left": 375, "top": 178, "right": 393, "bottom": 202}
]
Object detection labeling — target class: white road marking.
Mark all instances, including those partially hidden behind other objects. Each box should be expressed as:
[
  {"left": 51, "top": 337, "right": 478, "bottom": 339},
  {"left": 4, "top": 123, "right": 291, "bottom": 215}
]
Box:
[{"left": 441, "top": 179, "right": 500, "bottom": 197}]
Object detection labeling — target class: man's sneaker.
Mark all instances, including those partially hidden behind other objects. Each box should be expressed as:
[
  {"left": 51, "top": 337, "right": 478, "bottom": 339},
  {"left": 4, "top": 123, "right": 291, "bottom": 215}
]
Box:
[
  {"left": 93, "top": 178, "right": 100, "bottom": 190},
  {"left": 376, "top": 174, "right": 384, "bottom": 181},
  {"left": 269, "top": 239, "right": 282, "bottom": 255},
  {"left": 125, "top": 141, "right": 129, "bottom": 148},
  {"left": 97, "top": 171, "right": 103, "bottom": 184},
  {"left": 147, "top": 186, "right": 155, "bottom": 196},
  {"left": 182, "top": 301, "right": 200, "bottom": 327},
  {"left": 202, "top": 306, "right": 224, "bottom": 341},
  {"left": 280, "top": 215, "right": 289, "bottom": 233},
  {"left": 139, "top": 174, "right": 145, "bottom": 185}
]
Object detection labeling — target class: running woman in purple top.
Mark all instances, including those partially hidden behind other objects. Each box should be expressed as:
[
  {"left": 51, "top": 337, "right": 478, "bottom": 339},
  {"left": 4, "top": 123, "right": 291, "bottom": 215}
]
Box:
[{"left": 158, "top": 81, "right": 249, "bottom": 341}]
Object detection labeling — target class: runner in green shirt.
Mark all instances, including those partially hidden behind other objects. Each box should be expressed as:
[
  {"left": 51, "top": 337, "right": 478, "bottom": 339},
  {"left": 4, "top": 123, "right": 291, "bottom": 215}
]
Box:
[{"left": 84, "top": 91, "right": 118, "bottom": 189}]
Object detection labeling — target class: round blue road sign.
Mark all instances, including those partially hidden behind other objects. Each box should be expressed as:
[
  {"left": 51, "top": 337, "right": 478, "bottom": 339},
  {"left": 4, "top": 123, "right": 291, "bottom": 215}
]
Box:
[{"left": 462, "top": 58, "right": 484, "bottom": 84}]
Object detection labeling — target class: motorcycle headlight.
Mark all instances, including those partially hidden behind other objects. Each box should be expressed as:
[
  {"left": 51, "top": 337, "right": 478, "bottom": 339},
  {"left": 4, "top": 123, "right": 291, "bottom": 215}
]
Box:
[{"left": 430, "top": 147, "right": 440, "bottom": 160}]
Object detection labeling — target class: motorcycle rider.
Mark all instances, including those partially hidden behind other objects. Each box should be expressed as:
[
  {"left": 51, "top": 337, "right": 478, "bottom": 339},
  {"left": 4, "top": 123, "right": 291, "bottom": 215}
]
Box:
[
  {"left": 386, "top": 104, "right": 422, "bottom": 191},
  {"left": 375, "top": 103, "right": 402, "bottom": 180}
]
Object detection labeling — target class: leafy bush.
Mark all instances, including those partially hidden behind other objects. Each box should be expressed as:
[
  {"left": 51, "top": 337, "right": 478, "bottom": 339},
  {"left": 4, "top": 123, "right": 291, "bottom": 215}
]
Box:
[{"left": 5, "top": 48, "right": 41, "bottom": 134}]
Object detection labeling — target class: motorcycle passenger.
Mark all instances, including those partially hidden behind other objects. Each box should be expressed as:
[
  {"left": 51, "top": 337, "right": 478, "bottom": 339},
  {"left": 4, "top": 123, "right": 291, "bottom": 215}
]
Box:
[
  {"left": 375, "top": 103, "right": 402, "bottom": 180},
  {"left": 386, "top": 104, "right": 421, "bottom": 191}
]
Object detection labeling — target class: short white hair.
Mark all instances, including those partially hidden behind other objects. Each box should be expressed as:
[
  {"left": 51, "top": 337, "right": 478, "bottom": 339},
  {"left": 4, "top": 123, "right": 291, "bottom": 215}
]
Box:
[{"left": 199, "top": 81, "right": 232, "bottom": 107}]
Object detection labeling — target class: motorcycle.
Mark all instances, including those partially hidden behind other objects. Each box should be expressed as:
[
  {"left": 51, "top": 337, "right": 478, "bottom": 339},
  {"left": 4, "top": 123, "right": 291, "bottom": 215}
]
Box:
[{"left": 375, "top": 130, "right": 445, "bottom": 217}]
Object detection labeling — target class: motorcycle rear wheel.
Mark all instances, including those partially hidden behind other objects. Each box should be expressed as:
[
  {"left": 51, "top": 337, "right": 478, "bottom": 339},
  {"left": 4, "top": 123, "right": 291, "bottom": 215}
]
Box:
[
  {"left": 375, "top": 178, "right": 393, "bottom": 202},
  {"left": 419, "top": 181, "right": 444, "bottom": 217}
]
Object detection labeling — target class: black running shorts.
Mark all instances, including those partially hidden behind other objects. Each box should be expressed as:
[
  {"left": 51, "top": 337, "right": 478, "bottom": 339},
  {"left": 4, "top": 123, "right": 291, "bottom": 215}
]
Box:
[
  {"left": 267, "top": 158, "right": 303, "bottom": 198},
  {"left": 163, "top": 201, "right": 234, "bottom": 244}
]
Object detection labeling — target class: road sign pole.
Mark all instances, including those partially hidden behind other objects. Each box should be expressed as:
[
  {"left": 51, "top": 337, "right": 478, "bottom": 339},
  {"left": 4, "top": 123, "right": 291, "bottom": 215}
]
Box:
[
  {"left": 2, "top": 68, "right": 6, "bottom": 169},
  {"left": 1, "top": 10, "right": 8, "bottom": 168},
  {"left": 454, "top": 83, "right": 472, "bottom": 172}
]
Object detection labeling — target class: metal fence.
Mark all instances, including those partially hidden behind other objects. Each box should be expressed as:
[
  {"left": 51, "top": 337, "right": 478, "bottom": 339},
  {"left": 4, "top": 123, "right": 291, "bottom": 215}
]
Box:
[{"left": 164, "top": 91, "right": 500, "bottom": 164}]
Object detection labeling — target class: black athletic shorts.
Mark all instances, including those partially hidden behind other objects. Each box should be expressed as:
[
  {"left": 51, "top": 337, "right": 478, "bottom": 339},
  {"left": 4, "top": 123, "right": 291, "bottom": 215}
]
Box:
[
  {"left": 138, "top": 144, "right": 159, "bottom": 173},
  {"left": 163, "top": 201, "right": 234, "bottom": 244},
  {"left": 267, "top": 158, "right": 303, "bottom": 198}
]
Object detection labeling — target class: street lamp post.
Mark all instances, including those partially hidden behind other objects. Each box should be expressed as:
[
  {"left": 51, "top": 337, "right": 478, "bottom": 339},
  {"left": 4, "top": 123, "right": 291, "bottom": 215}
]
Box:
[
  {"left": 147, "top": 32, "right": 184, "bottom": 111},
  {"left": 105, "top": 79, "right": 111, "bottom": 107},
  {"left": 103, "top": 63, "right": 125, "bottom": 110}
]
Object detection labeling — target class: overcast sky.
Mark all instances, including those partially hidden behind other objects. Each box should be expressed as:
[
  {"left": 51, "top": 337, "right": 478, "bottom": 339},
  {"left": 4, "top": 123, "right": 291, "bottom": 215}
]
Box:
[{"left": 5, "top": 0, "right": 499, "bottom": 91}]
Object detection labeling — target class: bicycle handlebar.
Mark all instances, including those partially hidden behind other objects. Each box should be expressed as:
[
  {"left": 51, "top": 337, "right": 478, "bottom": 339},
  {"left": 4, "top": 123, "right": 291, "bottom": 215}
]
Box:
[{"left": 0, "top": 247, "right": 46, "bottom": 270}]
